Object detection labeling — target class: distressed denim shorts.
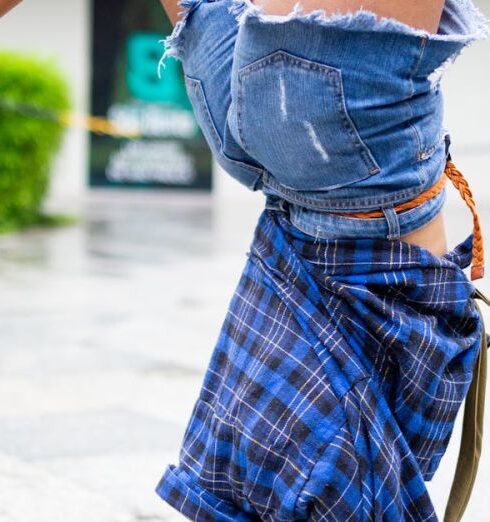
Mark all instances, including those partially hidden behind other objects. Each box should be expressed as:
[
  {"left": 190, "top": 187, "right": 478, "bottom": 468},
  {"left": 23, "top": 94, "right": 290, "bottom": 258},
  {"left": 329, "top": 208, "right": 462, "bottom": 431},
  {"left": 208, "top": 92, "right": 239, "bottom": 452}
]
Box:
[{"left": 160, "top": 0, "right": 488, "bottom": 239}]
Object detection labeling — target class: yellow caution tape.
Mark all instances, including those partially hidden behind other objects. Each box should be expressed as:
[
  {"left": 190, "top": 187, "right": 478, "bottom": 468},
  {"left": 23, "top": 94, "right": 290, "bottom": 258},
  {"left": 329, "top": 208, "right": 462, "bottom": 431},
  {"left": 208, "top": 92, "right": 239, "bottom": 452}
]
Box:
[
  {"left": 0, "top": 97, "right": 141, "bottom": 139},
  {"left": 58, "top": 112, "right": 141, "bottom": 139}
]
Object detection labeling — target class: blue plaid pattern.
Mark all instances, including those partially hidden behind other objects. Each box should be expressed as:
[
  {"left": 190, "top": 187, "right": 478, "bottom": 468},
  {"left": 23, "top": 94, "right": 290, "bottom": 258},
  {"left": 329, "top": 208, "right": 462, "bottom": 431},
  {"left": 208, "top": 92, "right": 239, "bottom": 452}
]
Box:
[{"left": 156, "top": 207, "right": 483, "bottom": 521}]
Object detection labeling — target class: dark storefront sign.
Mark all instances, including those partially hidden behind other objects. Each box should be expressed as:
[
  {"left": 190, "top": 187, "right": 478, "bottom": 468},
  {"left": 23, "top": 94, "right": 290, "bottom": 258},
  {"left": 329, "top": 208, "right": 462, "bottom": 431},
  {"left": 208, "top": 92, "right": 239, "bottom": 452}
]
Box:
[{"left": 90, "top": 0, "right": 212, "bottom": 190}]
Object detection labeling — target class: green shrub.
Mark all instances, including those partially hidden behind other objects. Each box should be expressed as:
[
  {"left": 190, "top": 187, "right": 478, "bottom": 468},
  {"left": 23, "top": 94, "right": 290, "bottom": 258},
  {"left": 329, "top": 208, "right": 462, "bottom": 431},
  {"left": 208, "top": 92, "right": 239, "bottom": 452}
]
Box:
[{"left": 0, "top": 51, "right": 71, "bottom": 233}]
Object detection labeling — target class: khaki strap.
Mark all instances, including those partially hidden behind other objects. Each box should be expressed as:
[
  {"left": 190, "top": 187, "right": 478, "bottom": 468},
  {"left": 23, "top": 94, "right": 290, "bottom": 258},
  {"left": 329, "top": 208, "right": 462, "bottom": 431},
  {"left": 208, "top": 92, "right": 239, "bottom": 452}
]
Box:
[{"left": 444, "top": 291, "right": 488, "bottom": 521}]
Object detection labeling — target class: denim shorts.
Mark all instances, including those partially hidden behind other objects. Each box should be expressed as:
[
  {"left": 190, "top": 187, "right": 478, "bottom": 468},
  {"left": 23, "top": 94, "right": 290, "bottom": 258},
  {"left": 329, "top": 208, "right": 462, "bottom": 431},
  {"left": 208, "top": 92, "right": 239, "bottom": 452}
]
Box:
[{"left": 159, "top": 0, "right": 488, "bottom": 239}]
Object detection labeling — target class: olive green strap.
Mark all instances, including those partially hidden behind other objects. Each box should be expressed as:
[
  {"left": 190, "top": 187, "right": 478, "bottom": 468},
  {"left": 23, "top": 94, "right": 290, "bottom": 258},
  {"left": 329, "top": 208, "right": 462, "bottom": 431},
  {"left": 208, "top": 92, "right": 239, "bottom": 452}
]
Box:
[{"left": 444, "top": 292, "right": 488, "bottom": 522}]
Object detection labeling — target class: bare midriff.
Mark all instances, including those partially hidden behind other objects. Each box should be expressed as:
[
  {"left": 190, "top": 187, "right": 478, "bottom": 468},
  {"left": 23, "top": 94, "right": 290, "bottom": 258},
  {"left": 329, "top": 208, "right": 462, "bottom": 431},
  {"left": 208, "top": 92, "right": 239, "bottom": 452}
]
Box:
[
  {"left": 399, "top": 211, "right": 448, "bottom": 257},
  {"left": 251, "top": 0, "right": 445, "bottom": 33}
]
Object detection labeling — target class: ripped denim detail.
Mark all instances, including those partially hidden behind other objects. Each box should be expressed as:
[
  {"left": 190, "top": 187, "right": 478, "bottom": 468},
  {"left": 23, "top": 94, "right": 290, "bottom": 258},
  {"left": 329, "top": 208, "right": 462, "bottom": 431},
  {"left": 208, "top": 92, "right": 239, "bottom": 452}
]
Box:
[
  {"left": 158, "top": 0, "right": 203, "bottom": 75},
  {"left": 158, "top": 0, "right": 489, "bottom": 88},
  {"left": 226, "top": 0, "right": 488, "bottom": 95},
  {"left": 228, "top": 0, "right": 488, "bottom": 43}
]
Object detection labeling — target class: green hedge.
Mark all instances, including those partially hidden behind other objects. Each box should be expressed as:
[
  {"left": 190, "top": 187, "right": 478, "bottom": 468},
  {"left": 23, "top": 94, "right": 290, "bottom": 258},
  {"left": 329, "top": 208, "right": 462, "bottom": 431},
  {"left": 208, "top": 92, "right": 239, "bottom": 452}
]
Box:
[{"left": 0, "top": 51, "right": 71, "bottom": 233}]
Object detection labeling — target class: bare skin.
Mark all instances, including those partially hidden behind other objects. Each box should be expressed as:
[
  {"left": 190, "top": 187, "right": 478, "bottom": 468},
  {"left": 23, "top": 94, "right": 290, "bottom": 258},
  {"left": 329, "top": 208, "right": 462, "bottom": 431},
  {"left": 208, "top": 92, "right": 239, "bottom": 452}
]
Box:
[
  {"left": 0, "top": 0, "right": 21, "bottom": 17},
  {"left": 398, "top": 212, "right": 447, "bottom": 256},
  {"left": 251, "top": 0, "right": 445, "bottom": 33},
  {"left": 160, "top": 0, "right": 181, "bottom": 26}
]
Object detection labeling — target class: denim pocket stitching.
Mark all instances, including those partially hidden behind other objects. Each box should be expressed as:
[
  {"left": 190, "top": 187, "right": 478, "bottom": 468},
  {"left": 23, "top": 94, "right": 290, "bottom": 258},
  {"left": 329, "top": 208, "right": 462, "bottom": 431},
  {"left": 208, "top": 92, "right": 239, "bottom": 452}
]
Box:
[
  {"left": 235, "top": 71, "right": 253, "bottom": 158},
  {"left": 239, "top": 49, "right": 340, "bottom": 76},
  {"left": 184, "top": 74, "right": 264, "bottom": 176},
  {"left": 328, "top": 68, "right": 380, "bottom": 175},
  {"left": 236, "top": 50, "right": 381, "bottom": 191},
  {"left": 404, "top": 54, "right": 445, "bottom": 164},
  {"left": 417, "top": 127, "right": 445, "bottom": 161},
  {"left": 407, "top": 118, "right": 443, "bottom": 163},
  {"left": 262, "top": 173, "right": 425, "bottom": 211}
]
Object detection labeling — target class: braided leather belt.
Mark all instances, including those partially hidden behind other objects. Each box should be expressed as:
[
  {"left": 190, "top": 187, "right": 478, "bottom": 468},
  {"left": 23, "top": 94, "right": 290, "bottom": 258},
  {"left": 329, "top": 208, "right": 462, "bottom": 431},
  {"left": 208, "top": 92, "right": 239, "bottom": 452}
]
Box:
[{"left": 332, "top": 159, "right": 485, "bottom": 281}]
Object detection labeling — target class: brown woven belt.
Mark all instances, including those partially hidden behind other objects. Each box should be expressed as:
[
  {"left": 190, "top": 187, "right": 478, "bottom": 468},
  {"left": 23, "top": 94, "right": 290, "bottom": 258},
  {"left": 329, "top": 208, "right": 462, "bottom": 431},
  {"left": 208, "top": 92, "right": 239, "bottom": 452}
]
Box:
[{"left": 332, "top": 159, "right": 485, "bottom": 281}]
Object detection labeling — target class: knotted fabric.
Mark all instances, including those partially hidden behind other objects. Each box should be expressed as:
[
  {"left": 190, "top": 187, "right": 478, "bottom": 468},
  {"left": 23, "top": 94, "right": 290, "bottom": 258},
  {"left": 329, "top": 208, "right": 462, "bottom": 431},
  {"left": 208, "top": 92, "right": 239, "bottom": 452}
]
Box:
[{"left": 156, "top": 207, "right": 483, "bottom": 521}]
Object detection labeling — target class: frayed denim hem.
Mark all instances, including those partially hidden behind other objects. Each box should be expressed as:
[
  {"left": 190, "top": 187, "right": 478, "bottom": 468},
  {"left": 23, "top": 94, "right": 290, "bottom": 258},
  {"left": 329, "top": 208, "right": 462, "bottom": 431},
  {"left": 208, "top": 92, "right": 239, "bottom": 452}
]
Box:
[
  {"left": 157, "top": 0, "right": 202, "bottom": 77},
  {"left": 228, "top": 0, "right": 489, "bottom": 44},
  {"left": 157, "top": 0, "right": 489, "bottom": 78}
]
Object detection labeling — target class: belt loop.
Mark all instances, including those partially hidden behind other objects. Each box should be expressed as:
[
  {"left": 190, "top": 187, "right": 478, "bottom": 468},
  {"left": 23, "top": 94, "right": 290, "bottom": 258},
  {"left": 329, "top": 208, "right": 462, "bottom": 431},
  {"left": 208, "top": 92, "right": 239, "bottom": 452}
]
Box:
[
  {"left": 279, "top": 198, "right": 289, "bottom": 214},
  {"left": 383, "top": 207, "right": 401, "bottom": 240},
  {"left": 264, "top": 195, "right": 281, "bottom": 211},
  {"left": 265, "top": 195, "right": 290, "bottom": 215},
  {"left": 445, "top": 132, "right": 452, "bottom": 160}
]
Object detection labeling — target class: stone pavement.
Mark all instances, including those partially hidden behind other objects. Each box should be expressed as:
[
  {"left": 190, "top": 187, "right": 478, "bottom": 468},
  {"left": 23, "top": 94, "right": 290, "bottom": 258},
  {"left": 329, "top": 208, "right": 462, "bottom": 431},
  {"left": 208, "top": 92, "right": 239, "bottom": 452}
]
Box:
[{"left": 0, "top": 191, "right": 489, "bottom": 521}]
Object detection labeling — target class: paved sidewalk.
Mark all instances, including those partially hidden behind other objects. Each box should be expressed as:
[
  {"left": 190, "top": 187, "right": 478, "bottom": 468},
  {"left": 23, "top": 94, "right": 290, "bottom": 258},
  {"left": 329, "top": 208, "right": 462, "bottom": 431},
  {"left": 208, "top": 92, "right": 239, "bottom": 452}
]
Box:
[{"left": 0, "top": 191, "right": 489, "bottom": 521}]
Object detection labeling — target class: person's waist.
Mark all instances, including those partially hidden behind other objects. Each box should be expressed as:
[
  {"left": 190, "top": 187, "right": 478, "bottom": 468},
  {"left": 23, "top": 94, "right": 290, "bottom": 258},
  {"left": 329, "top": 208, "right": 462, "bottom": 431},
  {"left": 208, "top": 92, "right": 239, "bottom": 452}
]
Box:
[
  {"left": 265, "top": 158, "right": 485, "bottom": 281},
  {"left": 286, "top": 187, "right": 446, "bottom": 241}
]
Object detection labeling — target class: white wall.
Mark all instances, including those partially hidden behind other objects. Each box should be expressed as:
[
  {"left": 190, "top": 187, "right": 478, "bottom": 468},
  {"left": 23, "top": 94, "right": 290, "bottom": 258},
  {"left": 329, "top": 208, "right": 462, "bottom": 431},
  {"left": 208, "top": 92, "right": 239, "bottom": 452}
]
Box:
[
  {"left": 442, "top": 0, "right": 490, "bottom": 207},
  {"left": 0, "top": 0, "right": 90, "bottom": 203},
  {"left": 0, "top": 0, "right": 488, "bottom": 209}
]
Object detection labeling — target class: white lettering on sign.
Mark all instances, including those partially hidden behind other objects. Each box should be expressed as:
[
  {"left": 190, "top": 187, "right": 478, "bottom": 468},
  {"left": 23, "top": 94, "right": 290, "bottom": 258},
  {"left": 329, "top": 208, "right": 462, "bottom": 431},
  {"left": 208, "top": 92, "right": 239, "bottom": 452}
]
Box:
[
  {"left": 107, "top": 103, "right": 197, "bottom": 139},
  {"left": 106, "top": 140, "right": 196, "bottom": 184}
]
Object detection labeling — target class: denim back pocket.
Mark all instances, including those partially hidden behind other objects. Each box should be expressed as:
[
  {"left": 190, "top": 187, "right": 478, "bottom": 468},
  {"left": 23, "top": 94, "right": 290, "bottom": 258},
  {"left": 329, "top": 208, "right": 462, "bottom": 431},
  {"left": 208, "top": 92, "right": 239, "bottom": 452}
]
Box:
[
  {"left": 234, "top": 50, "right": 381, "bottom": 192},
  {"left": 184, "top": 74, "right": 264, "bottom": 190}
]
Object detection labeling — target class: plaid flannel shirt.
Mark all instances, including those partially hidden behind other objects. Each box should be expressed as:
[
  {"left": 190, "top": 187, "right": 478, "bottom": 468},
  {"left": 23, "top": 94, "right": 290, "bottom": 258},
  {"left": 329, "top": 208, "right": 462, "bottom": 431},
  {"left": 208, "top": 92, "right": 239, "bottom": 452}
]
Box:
[{"left": 156, "top": 207, "right": 482, "bottom": 521}]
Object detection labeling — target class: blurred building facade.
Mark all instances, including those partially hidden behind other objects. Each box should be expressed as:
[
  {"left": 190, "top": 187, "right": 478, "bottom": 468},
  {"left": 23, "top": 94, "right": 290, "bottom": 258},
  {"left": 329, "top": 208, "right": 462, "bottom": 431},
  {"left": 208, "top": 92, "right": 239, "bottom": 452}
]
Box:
[{"left": 0, "top": 0, "right": 489, "bottom": 208}]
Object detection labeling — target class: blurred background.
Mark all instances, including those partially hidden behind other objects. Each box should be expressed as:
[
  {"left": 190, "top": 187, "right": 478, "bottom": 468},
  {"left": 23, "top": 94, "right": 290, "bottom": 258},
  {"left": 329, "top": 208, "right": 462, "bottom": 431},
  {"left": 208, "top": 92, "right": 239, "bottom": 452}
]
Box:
[{"left": 0, "top": 1, "right": 489, "bottom": 521}]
